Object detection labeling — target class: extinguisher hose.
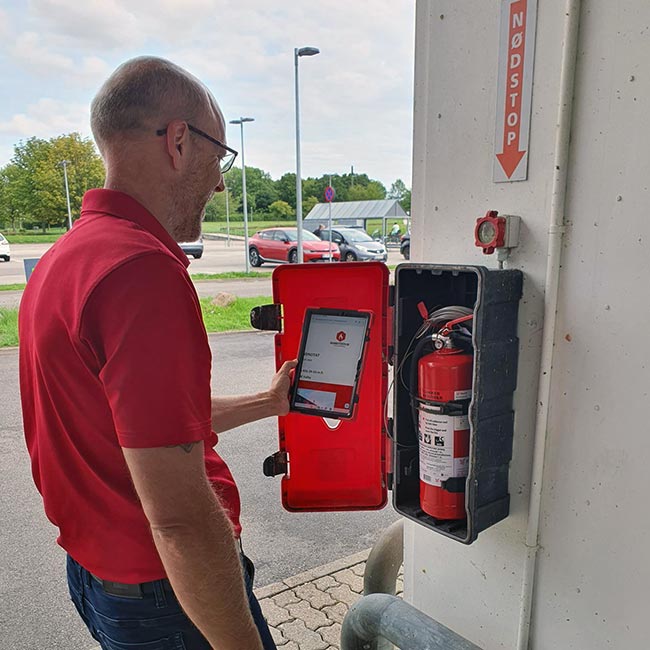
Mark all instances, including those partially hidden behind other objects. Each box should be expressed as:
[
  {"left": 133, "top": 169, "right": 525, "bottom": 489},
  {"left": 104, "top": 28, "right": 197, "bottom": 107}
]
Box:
[{"left": 409, "top": 336, "right": 435, "bottom": 428}]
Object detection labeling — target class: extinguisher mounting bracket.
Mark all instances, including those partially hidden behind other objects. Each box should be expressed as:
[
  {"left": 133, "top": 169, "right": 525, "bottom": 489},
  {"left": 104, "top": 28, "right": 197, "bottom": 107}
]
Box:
[
  {"left": 250, "top": 303, "right": 282, "bottom": 331},
  {"left": 263, "top": 451, "right": 288, "bottom": 477}
]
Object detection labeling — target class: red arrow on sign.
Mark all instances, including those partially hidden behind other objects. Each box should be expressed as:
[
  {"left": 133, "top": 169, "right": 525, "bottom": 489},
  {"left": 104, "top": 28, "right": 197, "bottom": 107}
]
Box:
[{"left": 497, "top": 0, "right": 527, "bottom": 179}]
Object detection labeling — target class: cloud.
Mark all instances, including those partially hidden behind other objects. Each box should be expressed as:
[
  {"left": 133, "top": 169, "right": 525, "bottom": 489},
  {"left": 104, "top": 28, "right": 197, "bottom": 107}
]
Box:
[
  {"left": 0, "top": 98, "right": 91, "bottom": 139},
  {"left": 1, "top": 0, "right": 415, "bottom": 186},
  {"left": 29, "top": 0, "right": 142, "bottom": 50},
  {"left": 11, "top": 32, "right": 111, "bottom": 86}
]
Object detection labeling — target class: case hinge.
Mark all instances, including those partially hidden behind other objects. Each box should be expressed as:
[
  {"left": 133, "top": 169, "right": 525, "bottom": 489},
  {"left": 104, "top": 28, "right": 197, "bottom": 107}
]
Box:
[
  {"left": 250, "top": 304, "right": 282, "bottom": 331},
  {"left": 263, "top": 451, "right": 288, "bottom": 477}
]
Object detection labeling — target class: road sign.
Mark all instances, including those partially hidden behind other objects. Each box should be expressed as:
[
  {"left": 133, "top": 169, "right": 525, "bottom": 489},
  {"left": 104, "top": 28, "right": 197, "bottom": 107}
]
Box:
[
  {"left": 494, "top": 0, "right": 538, "bottom": 182},
  {"left": 324, "top": 186, "right": 335, "bottom": 202}
]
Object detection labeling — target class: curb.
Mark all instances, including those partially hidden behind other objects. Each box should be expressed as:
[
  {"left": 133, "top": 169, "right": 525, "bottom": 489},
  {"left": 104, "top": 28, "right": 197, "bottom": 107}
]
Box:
[{"left": 254, "top": 548, "right": 371, "bottom": 600}]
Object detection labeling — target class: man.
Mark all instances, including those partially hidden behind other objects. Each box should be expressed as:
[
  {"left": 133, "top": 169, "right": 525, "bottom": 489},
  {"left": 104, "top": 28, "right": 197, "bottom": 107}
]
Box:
[
  {"left": 19, "top": 57, "right": 293, "bottom": 649},
  {"left": 313, "top": 223, "right": 325, "bottom": 237}
]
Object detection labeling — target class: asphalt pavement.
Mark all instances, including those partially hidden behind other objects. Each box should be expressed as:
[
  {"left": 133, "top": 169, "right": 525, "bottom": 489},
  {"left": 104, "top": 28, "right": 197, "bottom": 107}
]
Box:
[{"left": 1, "top": 331, "right": 399, "bottom": 650}]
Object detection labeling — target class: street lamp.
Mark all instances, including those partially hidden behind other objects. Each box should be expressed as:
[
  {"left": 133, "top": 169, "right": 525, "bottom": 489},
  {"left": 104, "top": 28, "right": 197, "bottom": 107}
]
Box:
[
  {"left": 229, "top": 117, "right": 255, "bottom": 272},
  {"left": 294, "top": 46, "right": 320, "bottom": 263},
  {"left": 58, "top": 160, "right": 73, "bottom": 230}
]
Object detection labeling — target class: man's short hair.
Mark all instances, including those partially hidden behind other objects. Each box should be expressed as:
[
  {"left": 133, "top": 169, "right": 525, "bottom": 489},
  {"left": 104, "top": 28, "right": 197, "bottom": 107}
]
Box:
[{"left": 91, "top": 56, "right": 210, "bottom": 151}]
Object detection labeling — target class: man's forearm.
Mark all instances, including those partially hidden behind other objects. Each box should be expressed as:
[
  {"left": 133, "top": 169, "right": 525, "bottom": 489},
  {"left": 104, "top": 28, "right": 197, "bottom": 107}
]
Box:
[
  {"left": 150, "top": 486, "right": 262, "bottom": 650},
  {"left": 211, "top": 392, "right": 279, "bottom": 433}
]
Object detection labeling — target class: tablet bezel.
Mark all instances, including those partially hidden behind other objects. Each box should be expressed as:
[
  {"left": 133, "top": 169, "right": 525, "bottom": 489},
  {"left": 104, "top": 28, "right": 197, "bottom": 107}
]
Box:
[{"left": 289, "top": 308, "right": 372, "bottom": 419}]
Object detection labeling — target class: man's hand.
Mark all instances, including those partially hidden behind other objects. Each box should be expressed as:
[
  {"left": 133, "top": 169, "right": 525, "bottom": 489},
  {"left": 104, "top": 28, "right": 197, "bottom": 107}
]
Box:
[
  {"left": 210, "top": 359, "right": 297, "bottom": 433},
  {"left": 268, "top": 360, "right": 297, "bottom": 416}
]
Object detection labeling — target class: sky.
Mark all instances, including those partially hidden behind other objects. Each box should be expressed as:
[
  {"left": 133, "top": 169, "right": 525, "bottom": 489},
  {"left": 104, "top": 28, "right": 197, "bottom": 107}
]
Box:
[{"left": 0, "top": 1, "right": 415, "bottom": 190}]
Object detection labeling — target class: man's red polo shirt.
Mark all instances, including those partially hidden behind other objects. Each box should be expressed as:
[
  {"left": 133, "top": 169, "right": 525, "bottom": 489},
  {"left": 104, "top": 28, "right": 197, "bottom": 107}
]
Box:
[{"left": 19, "top": 189, "right": 242, "bottom": 583}]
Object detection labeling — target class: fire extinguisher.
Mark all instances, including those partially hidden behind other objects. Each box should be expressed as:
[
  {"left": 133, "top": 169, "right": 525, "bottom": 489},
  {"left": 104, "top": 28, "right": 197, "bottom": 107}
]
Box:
[{"left": 409, "top": 306, "right": 474, "bottom": 520}]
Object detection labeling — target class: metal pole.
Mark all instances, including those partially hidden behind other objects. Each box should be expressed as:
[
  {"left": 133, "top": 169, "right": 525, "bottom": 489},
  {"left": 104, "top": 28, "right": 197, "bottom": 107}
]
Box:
[
  {"left": 225, "top": 183, "right": 230, "bottom": 247},
  {"left": 239, "top": 122, "right": 250, "bottom": 273},
  {"left": 328, "top": 175, "right": 333, "bottom": 262},
  {"left": 294, "top": 48, "right": 304, "bottom": 263},
  {"left": 61, "top": 160, "right": 73, "bottom": 230}
]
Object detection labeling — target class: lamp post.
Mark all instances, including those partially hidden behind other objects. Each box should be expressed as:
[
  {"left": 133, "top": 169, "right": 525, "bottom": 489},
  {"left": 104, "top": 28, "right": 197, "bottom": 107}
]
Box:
[
  {"left": 58, "top": 160, "right": 73, "bottom": 230},
  {"left": 229, "top": 117, "right": 255, "bottom": 272},
  {"left": 294, "top": 46, "right": 320, "bottom": 262}
]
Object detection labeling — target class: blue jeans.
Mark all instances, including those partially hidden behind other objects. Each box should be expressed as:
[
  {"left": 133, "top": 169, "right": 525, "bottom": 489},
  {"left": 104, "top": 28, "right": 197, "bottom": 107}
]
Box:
[{"left": 67, "top": 554, "right": 276, "bottom": 649}]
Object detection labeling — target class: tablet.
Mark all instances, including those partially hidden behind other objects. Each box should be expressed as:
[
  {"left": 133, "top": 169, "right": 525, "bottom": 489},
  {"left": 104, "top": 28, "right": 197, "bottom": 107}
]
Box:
[{"left": 290, "top": 308, "right": 371, "bottom": 419}]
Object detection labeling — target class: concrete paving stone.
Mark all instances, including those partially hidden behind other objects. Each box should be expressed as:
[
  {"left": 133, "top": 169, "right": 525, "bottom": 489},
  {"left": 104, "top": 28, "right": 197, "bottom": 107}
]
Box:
[
  {"left": 282, "top": 549, "right": 371, "bottom": 588},
  {"left": 314, "top": 575, "right": 338, "bottom": 591},
  {"left": 278, "top": 619, "right": 329, "bottom": 650},
  {"left": 255, "top": 580, "right": 291, "bottom": 600},
  {"left": 318, "top": 622, "right": 343, "bottom": 647},
  {"left": 272, "top": 589, "right": 302, "bottom": 607},
  {"left": 259, "top": 599, "right": 293, "bottom": 627},
  {"left": 331, "top": 567, "right": 364, "bottom": 593},
  {"left": 269, "top": 625, "right": 289, "bottom": 646},
  {"left": 321, "top": 602, "right": 349, "bottom": 624},
  {"left": 294, "top": 582, "right": 337, "bottom": 609},
  {"left": 351, "top": 562, "right": 366, "bottom": 577},
  {"left": 279, "top": 643, "right": 299, "bottom": 650},
  {"left": 326, "top": 583, "right": 362, "bottom": 608},
  {"left": 286, "top": 600, "right": 330, "bottom": 630}
]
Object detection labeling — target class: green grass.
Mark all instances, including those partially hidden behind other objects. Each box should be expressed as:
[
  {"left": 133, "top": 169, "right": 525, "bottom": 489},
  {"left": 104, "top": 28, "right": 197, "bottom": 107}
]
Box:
[
  {"left": 192, "top": 271, "right": 272, "bottom": 280},
  {"left": 0, "top": 283, "right": 26, "bottom": 291},
  {"left": 3, "top": 228, "right": 67, "bottom": 244},
  {"left": 200, "top": 296, "right": 270, "bottom": 332},
  {"left": 0, "top": 308, "right": 19, "bottom": 347},
  {"left": 0, "top": 296, "right": 271, "bottom": 348}
]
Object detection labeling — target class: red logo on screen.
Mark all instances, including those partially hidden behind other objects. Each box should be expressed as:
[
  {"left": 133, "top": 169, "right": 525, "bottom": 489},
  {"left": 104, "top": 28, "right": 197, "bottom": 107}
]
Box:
[{"left": 336, "top": 331, "right": 346, "bottom": 342}]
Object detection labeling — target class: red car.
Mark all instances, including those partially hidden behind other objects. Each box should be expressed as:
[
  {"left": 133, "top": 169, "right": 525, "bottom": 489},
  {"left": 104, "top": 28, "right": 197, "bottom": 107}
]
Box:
[{"left": 249, "top": 227, "right": 340, "bottom": 266}]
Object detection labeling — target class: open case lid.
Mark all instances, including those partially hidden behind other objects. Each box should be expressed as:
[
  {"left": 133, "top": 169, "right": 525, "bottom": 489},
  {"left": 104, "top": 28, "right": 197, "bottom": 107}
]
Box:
[{"left": 253, "top": 262, "right": 390, "bottom": 512}]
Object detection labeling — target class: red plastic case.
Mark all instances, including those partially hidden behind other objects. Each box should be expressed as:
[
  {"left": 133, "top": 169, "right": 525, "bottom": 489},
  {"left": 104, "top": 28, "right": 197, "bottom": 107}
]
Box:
[{"left": 270, "top": 262, "right": 390, "bottom": 512}]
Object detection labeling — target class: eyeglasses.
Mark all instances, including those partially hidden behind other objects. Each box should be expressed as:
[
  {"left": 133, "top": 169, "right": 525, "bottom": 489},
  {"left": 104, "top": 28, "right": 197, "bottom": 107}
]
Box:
[{"left": 156, "top": 123, "right": 238, "bottom": 173}]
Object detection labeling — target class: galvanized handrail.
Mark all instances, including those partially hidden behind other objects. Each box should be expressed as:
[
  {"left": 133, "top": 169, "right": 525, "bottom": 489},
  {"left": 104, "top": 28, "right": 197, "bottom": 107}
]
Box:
[
  {"left": 363, "top": 519, "right": 404, "bottom": 597},
  {"left": 340, "top": 593, "right": 482, "bottom": 650}
]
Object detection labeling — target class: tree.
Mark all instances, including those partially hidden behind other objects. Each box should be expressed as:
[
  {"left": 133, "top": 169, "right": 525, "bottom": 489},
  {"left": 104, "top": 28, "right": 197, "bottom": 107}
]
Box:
[
  {"left": 0, "top": 164, "right": 22, "bottom": 231},
  {"left": 226, "top": 166, "right": 278, "bottom": 214},
  {"left": 348, "top": 180, "right": 386, "bottom": 201},
  {"left": 268, "top": 200, "right": 293, "bottom": 220},
  {"left": 302, "top": 195, "right": 319, "bottom": 217},
  {"left": 388, "top": 178, "right": 411, "bottom": 214},
  {"left": 1, "top": 133, "right": 105, "bottom": 231},
  {"left": 276, "top": 173, "right": 296, "bottom": 208}
]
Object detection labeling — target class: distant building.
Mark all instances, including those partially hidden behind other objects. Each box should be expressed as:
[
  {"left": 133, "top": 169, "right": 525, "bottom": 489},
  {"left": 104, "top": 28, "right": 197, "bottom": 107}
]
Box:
[{"left": 303, "top": 199, "right": 408, "bottom": 235}]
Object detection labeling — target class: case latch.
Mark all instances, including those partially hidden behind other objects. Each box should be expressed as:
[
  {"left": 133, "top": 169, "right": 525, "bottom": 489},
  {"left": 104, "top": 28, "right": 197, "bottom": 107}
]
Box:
[
  {"left": 250, "top": 304, "right": 282, "bottom": 331},
  {"left": 263, "top": 451, "right": 288, "bottom": 477}
]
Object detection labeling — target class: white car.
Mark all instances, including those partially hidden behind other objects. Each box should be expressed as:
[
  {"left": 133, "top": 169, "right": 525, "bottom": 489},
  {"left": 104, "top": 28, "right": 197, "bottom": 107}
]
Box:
[{"left": 0, "top": 233, "right": 10, "bottom": 262}]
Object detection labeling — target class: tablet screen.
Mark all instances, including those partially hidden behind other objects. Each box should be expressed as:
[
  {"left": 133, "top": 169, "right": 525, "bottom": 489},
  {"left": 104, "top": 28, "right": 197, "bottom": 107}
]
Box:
[{"left": 290, "top": 309, "right": 371, "bottom": 418}]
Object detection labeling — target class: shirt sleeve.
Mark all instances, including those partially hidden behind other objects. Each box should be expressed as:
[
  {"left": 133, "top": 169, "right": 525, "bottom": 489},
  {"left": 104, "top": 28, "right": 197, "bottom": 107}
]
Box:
[{"left": 80, "top": 252, "right": 213, "bottom": 448}]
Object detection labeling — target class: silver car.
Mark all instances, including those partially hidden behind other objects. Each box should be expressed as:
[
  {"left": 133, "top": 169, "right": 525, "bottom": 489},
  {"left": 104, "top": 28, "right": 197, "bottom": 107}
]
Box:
[
  {"left": 0, "top": 232, "right": 10, "bottom": 262},
  {"left": 317, "top": 227, "right": 387, "bottom": 262}
]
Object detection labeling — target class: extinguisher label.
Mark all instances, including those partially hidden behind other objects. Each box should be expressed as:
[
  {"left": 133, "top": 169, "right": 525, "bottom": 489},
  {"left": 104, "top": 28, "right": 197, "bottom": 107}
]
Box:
[
  {"left": 454, "top": 389, "right": 472, "bottom": 401},
  {"left": 418, "top": 412, "right": 470, "bottom": 487}
]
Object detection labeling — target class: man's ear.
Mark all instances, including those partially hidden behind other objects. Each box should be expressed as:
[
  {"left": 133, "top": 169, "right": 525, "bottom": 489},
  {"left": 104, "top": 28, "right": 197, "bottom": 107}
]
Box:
[{"left": 164, "top": 120, "right": 189, "bottom": 170}]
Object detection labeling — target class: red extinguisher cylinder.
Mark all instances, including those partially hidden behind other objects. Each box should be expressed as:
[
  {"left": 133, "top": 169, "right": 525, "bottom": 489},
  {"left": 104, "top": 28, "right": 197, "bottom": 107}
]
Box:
[{"left": 418, "top": 348, "right": 473, "bottom": 520}]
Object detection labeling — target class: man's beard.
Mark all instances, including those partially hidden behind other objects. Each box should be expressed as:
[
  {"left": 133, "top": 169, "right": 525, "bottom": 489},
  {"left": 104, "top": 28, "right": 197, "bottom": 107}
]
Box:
[{"left": 169, "top": 175, "right": 210, "bottom": 242}]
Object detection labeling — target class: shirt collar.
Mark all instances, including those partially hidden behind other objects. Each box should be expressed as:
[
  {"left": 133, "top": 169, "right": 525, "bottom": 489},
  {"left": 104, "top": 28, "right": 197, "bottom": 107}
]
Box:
[{"left": 80, "top": 189, "right": 190, "bottom": 268}]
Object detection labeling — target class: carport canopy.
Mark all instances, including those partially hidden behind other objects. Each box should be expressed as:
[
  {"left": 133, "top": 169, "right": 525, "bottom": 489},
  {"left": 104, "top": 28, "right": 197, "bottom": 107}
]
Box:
[{"left": 303, "top": 199, "right": 409, "bottom": 238}]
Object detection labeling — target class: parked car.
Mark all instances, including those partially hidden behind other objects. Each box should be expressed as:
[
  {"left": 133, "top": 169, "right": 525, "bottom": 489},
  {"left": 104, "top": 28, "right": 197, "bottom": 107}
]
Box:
[
  {"left": 316, "top": 227, "right": 387, "bottom": 262},
  {"left": 400, "top": 232, "right": 410, "bottom": 260},
  {"left": 249, "top": 228, "right": 340, "bottom": 266},
  {"left": 0, "top": 232, "right": 10, "bottom": 262},
  {"left": 179, "top": 237, "right": 204, "bottom": 259}
]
